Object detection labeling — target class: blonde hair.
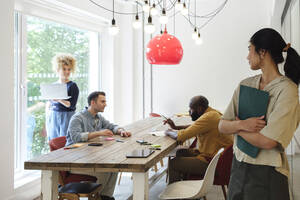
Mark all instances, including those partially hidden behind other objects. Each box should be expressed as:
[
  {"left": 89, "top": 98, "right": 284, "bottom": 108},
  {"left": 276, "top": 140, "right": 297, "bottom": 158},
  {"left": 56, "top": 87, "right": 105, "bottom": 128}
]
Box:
[{"left": 52, "top": 53, "right": 76, "bottom": 73}]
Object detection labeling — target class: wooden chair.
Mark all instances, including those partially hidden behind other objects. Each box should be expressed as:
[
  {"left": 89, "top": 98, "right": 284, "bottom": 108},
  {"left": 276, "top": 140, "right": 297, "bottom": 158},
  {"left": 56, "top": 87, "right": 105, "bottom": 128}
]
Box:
[
  {"left": 49, "top": 137, "right": 102, "bottom": 200},
  {"left": 49, "top": 136, "right": 98, "bottom": 185},
  {"left": 159, "top": 148, "right": 224, "bottom": 199}
]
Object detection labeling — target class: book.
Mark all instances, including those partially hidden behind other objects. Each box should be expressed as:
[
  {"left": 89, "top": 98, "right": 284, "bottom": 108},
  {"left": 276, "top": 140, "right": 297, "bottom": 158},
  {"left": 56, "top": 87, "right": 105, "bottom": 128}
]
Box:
[{"left": 237, "top": 85, "right": 269, "bottom": 158}]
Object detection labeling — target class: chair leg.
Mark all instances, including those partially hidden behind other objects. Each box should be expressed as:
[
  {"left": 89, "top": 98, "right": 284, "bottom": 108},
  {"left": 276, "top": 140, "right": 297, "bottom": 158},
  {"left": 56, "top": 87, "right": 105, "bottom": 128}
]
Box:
[
  {"left": 221, "top": 185, "right": 227, "bottom": 200},
  {"left": 160, "top": 159, "right": 164, "bottom": 167},
  {"left": 166, "top": 156, "right": 171, "bottom": 183},
  {"left": 203, "top": 196, "right": 207, "bottom": 200},
  {"left": 118, "top": 172, "right": 122, "bottom": 185},
  {"left": 154, "top": 163, "right": 158, "bottom": 172}
]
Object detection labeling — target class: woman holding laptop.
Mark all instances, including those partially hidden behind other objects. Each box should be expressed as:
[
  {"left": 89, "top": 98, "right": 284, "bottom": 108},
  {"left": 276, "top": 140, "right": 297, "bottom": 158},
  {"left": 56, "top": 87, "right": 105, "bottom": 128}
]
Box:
[{"left": 46, "top": 53, "right": 79, "bottom": 140}]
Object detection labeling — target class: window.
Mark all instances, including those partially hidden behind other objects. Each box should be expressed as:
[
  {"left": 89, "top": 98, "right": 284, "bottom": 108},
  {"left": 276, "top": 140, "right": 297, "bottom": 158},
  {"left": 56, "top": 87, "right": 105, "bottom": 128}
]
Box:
[{"left": 14, "top": 13, "right": 101, "bottom": 174}]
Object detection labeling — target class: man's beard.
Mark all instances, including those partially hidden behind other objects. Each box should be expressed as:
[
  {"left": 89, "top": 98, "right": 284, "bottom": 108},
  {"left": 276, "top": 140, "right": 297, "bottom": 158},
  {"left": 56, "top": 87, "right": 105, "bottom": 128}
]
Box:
[{"left": 191, "top": 111, "right": 201, "bottom": 121}]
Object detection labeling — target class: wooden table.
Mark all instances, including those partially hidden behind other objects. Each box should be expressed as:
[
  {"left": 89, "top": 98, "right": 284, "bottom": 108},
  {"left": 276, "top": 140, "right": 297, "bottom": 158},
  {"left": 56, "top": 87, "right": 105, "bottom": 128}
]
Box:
[{"left": 24, "top": 116, "right": 190, "bottom": 200}]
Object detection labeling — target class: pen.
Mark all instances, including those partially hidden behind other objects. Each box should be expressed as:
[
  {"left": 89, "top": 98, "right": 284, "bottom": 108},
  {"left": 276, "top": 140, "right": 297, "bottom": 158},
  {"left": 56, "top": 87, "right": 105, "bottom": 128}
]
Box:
[{"left": 64, "top": 147, "right": 77, "bottom": 150}]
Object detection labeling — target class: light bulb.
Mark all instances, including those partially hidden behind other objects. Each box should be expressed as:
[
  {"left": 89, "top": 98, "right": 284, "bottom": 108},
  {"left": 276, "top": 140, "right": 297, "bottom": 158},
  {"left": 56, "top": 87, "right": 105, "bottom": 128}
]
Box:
[
  {"left": 192, "top": 28, "right": 198, "bottom": 40},
  {"left": 145, "top": 16, "right": 155, "bottom": 34},
  {"left": 145, "top": 24, "right": 155, "bottom": 34},
  {"left": 181, "top": 3, "right": 188, "bottom": 16},
  {"left": 143, "top": 1, "right": 150, "bottom": 13},
  {"left": 159, "top": 9, "right": 168, "bottom": 24},
  {"left": 196, "top": 33, "right": 203, "bottom": 45},
  {"left": 109, "top": 25, "right": 119, "bottom": 36},
  {"left": 159, "top": 15, "right": 168, "bottom": 24},
  {"left": 109, "top": 19, "right": 119, "bottom": 36},
  {"left": 132, "top": 15, "right": 142, "bottom": 29},
  {"left": 175, "top": 1, "right": 184, "bottom": 11},
  {"left": 151, "top": 6, "right": 158, "bottom": 16}
]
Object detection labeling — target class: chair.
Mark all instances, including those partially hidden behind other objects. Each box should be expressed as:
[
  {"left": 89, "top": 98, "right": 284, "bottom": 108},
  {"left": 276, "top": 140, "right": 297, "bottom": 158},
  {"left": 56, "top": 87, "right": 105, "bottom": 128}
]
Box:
[
  {"left": 49, "top": 136, "right": 102, "bottom": 200},
  {"left": 187, "top": 144, "right": 233, "bottom": 200},
  {"left": 49, "top": 136, "right": 97, "bottom": 185},
  {"left": 159, "top": 148, "right": 224, "bottom": 199},
  {"left": 58, "top": 182, "right": 102, "bottom": 200}
]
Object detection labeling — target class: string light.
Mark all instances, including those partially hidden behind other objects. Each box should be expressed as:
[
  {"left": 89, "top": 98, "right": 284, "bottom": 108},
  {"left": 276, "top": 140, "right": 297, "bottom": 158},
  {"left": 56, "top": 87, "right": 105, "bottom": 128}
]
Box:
[
  {"left": 175, "top": 0, "right": 184, "bottom": 11},
  {"left": 108, "top": 0, "right": 119, "bottom": 36},
  {"left": 196, "top": 33, "right": 203, "bottom": 45},
  {"left": 159, "top": 8, "right": 168, "bottom": 24},
  {"left": 132, "top": 15, "right": 142, "bottom": 29},
  {"left": 145, "top": 16, "right": 155, "bottom": 34},
  {"left": 89, "top": 0, "right": 228, "bottom": 43},
  {"left": 181, "top": 3, "right": 188, "bottom": 16}
]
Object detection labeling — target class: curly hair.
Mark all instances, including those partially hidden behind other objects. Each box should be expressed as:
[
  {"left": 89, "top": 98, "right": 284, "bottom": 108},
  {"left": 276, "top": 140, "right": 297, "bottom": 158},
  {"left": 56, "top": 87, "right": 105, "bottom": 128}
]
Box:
[{"left": 51, "top": 53, "right": 76, "bottom": 73}]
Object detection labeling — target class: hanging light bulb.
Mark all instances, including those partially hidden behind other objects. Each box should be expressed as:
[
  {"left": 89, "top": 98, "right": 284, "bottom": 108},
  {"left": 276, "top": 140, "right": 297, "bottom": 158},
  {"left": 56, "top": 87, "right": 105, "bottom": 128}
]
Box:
[
  {"left": 109, "top": 19, "right": 119, "bottom": 36},
  {"left": 108, "top": 0, "right": 119, "bottom": 36},
  {"left": 132, "top": 15, "right": 142, "bottom": 29},
  {"left": 181, "top": 3, "right": 188, "bottom": 16},
  {"left": 150, "top": 4, "right": 158, "bottom": 16},
  {"left": 159, "top": 8, "right": 168, "bottom": 24},
  {"left": 192, "top": 27, "right": 198, "bottom": 40},
  {"left": 196, "top": 33, "right": 203, "bottom": 45},
  {"left": 145, "top": 16, "right": 155, "bottom": 34},
  {"left": 175, "top": 0, "right": 184, "bottom": 11},
  {"left": 143, "top": 1, "right": 150, "bottom": 13}
]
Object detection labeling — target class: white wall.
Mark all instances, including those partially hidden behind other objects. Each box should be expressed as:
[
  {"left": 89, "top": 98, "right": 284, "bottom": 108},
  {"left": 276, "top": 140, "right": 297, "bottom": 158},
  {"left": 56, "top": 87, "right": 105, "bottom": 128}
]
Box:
[
  {"left": 146, "top": 0, "right": 274, "bottom": 116},
  {"left": 0, "top": 0, "right": 15, "bottom": 199}
]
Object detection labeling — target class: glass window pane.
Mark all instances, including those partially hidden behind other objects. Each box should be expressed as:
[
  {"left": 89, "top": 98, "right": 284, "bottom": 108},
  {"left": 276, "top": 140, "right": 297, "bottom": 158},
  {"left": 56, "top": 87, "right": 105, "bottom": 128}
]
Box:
[{"left": 25, "top": 15, "right": 99, "bottom": 159}]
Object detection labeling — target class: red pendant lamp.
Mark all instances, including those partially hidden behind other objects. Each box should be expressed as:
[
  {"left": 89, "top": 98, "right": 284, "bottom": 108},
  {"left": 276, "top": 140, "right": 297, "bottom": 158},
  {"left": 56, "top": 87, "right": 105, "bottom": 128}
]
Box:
[{"left": 146, "top": 28, "right": 183, "bottom": 65}]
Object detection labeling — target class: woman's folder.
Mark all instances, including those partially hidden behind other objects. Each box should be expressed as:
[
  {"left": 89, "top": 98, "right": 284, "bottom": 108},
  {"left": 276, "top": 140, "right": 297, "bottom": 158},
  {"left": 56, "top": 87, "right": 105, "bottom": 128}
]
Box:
[{"left": 237, "top": 85, "right": 269, "bottom": 158}]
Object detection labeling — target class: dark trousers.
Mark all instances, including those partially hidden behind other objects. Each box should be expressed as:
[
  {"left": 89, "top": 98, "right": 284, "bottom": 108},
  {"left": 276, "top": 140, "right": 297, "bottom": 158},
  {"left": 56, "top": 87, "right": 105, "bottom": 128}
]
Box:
[
  {"left": 228, "top": 155, "right": 290, "bottom": 200},
  {"left": 168, "top": 148, "right": 209, "bottom": 184}
]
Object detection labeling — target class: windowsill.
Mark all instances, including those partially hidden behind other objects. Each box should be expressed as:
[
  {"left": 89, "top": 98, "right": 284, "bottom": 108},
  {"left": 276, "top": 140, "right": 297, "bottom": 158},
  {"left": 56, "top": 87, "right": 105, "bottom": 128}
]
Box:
[{"left": 14, "top": 169, "right": 41, "bottom": 189}]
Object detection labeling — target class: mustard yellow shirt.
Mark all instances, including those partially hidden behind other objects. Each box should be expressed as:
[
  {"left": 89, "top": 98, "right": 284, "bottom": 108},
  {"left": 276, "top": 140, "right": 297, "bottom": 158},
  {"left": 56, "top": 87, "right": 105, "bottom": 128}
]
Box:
[
  {"left": 222, "top": 74, "right": 299, "bottom": 177},
  {"left": 177, "top": 107, "right": 233, "bottom": 162}
]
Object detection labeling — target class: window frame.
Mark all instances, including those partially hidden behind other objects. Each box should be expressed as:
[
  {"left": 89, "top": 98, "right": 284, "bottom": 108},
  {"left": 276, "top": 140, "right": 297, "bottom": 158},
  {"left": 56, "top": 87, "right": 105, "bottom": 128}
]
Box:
[{"left": 14, "top": 12, "right": 102, "bottom": 187}]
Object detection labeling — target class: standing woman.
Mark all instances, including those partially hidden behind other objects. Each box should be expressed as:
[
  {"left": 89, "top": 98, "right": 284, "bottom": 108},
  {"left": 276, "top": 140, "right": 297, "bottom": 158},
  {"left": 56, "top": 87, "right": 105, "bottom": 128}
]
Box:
[
  {"left": 46, "top": 53, "right": 79, "bottom": 140},
  {"left": 219, "top": 28, "right": 300, "bottom": 200}
]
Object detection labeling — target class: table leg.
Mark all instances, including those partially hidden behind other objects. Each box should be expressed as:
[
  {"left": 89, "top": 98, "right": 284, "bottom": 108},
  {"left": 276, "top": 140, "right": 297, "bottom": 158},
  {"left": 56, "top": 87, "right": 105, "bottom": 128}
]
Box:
[
  {"left": 132, "top": 171, "right": 149, "bottom": 200},
  {"left": 41, "top": 170, "right": 58, "bottom": 200}
]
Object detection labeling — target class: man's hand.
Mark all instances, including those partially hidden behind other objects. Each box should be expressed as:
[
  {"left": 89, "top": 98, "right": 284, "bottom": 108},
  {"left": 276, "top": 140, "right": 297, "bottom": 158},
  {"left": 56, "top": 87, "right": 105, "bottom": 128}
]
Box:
[
  {"left": 117, "top": 128, "right": 131, "bottom": 137},
  {"left": 98, "top": 129, "right": 114, "bottom": 137},
  {"left": 120, "top": 130, "right": 131, "bottom": 137},
  {"left": 163, "top": 118, "right": 177, "bottom": 129},
  {"left": 165, "top": 129, "right": 178, "bottom": 140},
  {"left": 237, "top": 116, "right": 266, "bottom": 133}
]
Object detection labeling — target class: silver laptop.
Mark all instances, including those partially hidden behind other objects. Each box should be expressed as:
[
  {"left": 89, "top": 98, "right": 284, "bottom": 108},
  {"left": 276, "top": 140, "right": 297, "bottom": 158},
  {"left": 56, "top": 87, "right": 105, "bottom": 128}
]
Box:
[{"left": 40, "top": 83, "right": 71, "bottom": 100}]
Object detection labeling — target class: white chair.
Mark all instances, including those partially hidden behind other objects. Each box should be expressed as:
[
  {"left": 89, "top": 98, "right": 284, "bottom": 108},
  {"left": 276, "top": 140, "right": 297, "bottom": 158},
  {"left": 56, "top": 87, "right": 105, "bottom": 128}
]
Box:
[{"left": 159, "top": 148, "right": 224, "bottom": 200}]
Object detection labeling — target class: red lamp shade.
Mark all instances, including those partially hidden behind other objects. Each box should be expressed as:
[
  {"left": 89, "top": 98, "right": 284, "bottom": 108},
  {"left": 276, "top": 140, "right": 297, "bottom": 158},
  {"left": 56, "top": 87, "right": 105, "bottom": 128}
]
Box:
[{"left": 146, "top": 29, "right": 183, "bottom": 65}]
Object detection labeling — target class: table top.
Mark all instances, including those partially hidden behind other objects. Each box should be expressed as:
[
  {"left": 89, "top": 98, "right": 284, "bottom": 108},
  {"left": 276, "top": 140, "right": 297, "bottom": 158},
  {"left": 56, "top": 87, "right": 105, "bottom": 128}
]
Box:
[{"left": 24, "top": 116, "right": 191, "bottom": 172}]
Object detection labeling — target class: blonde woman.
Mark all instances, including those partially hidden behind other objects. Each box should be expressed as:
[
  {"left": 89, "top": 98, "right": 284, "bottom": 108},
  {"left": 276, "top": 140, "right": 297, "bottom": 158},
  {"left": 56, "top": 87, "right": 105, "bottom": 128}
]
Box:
[{"left": 46, "top": 53, "right": 79, "bottom": 140}]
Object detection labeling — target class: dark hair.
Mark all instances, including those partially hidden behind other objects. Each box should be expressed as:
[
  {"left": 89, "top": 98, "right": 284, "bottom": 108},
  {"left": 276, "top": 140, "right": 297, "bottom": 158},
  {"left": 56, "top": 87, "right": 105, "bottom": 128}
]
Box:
[
  {"left": 250, "top": 28, "right": 300, "bottom": 85},
  {"left": 189, "top": 95, "right": 209, "bottom": 110},
  {"left": 88, "top": 91, "right": 106, "bottom": 106}
]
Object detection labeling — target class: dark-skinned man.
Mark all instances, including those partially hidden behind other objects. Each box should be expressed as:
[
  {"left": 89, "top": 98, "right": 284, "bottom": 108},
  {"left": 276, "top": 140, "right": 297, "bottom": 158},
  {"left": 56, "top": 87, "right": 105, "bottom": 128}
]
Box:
[{"left": 164, "top": 95, "right": 233, "bottom": 184}]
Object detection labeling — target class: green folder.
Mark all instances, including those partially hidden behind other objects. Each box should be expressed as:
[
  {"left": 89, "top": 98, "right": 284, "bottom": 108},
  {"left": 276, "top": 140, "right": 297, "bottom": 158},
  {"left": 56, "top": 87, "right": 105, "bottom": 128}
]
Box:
[{"left": 237, "top": 85, "right": 269, "bottom": 158}]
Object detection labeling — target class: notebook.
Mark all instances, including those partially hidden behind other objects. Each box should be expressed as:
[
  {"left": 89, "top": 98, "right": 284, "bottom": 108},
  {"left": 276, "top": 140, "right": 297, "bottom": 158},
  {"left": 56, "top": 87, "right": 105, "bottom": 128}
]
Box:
[
  {"left": 40, "top": 83, "right": 71, "bottom": 100},
  {"left": 237, "top": 85, "right": 269, "bottom": 158},
  {"left": 126, "top": 149, "right": 155, "bottom": 158}
]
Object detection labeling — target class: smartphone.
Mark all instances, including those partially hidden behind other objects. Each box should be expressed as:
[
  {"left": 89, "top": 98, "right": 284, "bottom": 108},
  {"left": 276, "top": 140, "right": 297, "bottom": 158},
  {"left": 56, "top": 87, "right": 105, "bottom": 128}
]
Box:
[
  {"left": 136, "top": 140, "right": 146, "bottom": 144},
  {"left": 88, "top": 143, "right": 103, "bottom": 146}
]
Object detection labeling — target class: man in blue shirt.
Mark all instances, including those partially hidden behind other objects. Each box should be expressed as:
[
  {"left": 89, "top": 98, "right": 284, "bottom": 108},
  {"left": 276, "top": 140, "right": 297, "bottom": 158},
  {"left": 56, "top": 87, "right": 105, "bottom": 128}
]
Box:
[{"left": 67, "top": 91, "right": 131, "bottom": 200}]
